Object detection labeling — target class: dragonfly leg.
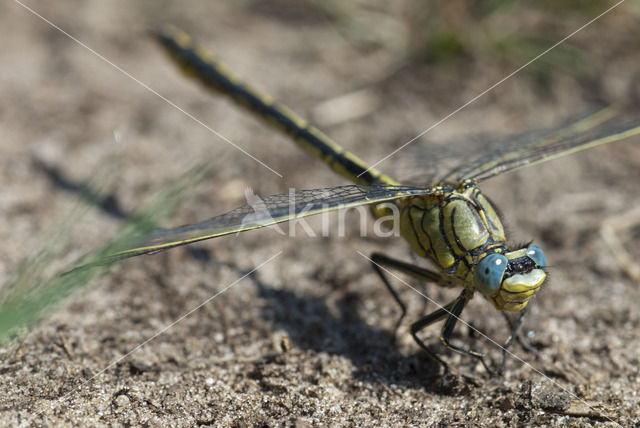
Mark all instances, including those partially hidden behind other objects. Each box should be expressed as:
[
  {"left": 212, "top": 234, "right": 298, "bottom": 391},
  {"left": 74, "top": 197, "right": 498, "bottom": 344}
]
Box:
[
  {"left": 370, "top": 252, "right": 442, "bottom": 341},
  {"left": 409, "top": 298, "right": 457, "bottom": 385},
  {"left": 416, "top": 289, "right": 496, "bottom": 379},
  {"left": 498, "top": 308, "right": 537, "bottom": 373}
]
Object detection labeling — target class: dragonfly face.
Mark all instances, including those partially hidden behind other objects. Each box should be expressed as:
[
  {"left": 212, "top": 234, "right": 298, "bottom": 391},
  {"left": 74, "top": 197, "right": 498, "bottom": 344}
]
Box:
[
  {"left": 475, "top": 244, "right": 546, "bottom": 311},
  {"left": 400, "top": 180, "right": 546, "bottom": 312}
]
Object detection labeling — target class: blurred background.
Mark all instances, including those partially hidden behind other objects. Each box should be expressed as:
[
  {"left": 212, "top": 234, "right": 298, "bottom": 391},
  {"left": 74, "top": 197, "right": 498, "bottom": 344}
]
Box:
[{"left": 1, "top": 1, "right": 639, "bottom": 425}]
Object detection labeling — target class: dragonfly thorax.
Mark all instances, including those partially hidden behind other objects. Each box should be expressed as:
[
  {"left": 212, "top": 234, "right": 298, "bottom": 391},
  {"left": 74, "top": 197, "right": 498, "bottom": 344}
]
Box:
[
  {"left": 399, "top": 181, "right": 546, "bottom": 311},
  {"left": 400, "top": 181, "right": 506, "bottom": 276}
]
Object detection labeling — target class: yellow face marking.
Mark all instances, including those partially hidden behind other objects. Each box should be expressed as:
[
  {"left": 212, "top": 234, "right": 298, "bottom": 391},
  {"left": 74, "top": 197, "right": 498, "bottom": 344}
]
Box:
[
  {"left": 506, "top": 248, "right": 528, "bottom": 259},
  {"left": 489, "top": 269, "right": 546, "bottom": 311}
]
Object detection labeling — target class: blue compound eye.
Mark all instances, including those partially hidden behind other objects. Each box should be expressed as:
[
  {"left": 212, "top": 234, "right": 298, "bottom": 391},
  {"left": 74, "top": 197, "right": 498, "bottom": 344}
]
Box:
[
  {"left": 474, "top": 253, "right": 508, "bottom": 296},
  {"left": 526, "top": 244, "right": 546, "bottom": 268}
]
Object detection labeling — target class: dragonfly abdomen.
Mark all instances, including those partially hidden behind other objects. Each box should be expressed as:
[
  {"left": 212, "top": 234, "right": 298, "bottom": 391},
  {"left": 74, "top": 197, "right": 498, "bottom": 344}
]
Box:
[{"left": 155, "top": 25, "right": 398, "bottom": 187}]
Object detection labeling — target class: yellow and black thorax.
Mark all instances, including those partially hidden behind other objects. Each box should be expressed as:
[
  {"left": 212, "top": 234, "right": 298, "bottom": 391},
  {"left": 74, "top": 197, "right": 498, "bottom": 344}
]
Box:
[{"left": 400, "top": 180, "right": 506, "bottom": 284}]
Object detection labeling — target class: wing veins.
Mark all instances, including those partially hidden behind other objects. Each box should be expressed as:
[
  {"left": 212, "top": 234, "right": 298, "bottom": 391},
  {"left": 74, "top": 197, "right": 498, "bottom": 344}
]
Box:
[
  {"left": 432, "top": 107, "right": 639, "bottom": 183},
  {"left": 108, "top": 184, "right": 442, "bottom": 259}
]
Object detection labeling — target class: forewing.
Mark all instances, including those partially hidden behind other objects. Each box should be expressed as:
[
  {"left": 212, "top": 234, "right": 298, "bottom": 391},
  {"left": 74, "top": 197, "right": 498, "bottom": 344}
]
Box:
[
  {"left": 390, "top": 107, "right": 639, "bottom": 186},
  {"left": 444, "top": 107, "right": 640, "bottom": 183},
  {"left": 106, "top": 184, "right": 441, "bottom": 260}
]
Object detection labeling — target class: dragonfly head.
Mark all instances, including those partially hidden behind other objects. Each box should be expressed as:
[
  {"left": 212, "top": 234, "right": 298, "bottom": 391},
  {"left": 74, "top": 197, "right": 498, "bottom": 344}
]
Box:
[{"left": 473, "top": 244, "right": 546, "bottom": 311}]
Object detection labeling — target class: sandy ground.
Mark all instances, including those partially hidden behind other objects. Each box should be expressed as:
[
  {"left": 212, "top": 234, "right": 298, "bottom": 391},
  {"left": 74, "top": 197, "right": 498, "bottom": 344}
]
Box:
[{"left": 1, "top": 1, "right": 640, "bottom": 427}]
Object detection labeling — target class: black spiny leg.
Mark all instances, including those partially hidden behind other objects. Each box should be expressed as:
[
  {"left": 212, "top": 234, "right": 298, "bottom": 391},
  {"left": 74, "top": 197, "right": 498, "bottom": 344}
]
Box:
[
  {"left": 409, "top": 298, "right": 458, "bottom": 384},
  {"left": 498, "top": 308, "right": 537, "bottom": 373},
  {"left": 438, "top": 290, "right": 494, "bottom": 375},
  {"left": 370, "top": 252, "right": 442, "bottom": 341},
  {"left": 371, "top": 254, "right": 502, "bottom": 385},
  {"left": 412, "top": 289, "right": 495, "bottom": 386}
]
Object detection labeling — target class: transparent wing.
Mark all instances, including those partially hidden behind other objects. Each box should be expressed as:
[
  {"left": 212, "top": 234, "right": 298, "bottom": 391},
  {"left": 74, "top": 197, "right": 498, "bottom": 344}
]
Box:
[
  {"left": 448, "top": 107, "right": 640, "bottom": 183},
  {"left": 390, "top": 106, "right": 640, "bottom": 186},
  {"left": 107, "top": 184, "right": 443, "bottom": 260}
]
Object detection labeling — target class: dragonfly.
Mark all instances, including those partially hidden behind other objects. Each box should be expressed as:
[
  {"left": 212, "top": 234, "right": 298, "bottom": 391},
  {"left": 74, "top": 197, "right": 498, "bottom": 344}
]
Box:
[{"left": 102, "top": 25, "right": 640, "bottom": 380}]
